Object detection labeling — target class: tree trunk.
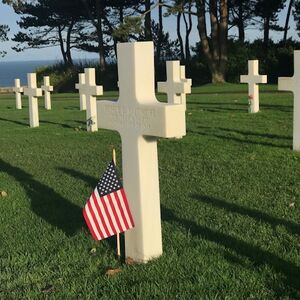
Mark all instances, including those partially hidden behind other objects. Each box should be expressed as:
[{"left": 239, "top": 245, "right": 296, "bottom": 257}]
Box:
[
  {"left": 283, "top": 0, "right": 294, "bottom": 42},
  {"left": 57, "top": 25, "right": 68, "bottom": 65},
  {"left": 238, "top": 1, "right": 245, "bottom": 42},
  {"left": 177, "top": 12, "right": 185, "bottom": 61},
  {"left": 183, "top": 1, "right": 193, "bottom": 62},
  {"left": 196, "top": 0, "right": 228, "bottom": 83},
  {"left": 66, "top": 20, "right": 74, "bottom": 66},
  {"left": 156, "top": 0, "right": 163, "bottom": 64},
  {"left": 144, "top": 0, "right": 152, "bottom": 40},
  {"left": 96, "top": 0, "right": 106, "bottom": 71},
  {"left": 263, "top": 16, "right": 270, "bottom": 45}
]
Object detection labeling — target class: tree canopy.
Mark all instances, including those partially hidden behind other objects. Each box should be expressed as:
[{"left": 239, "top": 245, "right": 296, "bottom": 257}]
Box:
[{"left": 2, "top": 0, "right": 300, "bottom": 82}]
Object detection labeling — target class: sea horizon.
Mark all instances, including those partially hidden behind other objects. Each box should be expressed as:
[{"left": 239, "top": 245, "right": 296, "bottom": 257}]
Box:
[
  {"left": 0, "top": 58, "right": 99, "bottom": 87},
  {"left": 0, "top": 59, "right": 57, "bottom": 87}
]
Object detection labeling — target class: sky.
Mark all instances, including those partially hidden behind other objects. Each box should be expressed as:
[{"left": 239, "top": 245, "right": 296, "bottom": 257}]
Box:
[{"left": 0, "top": 1, "right": 298, "bottom": 62}]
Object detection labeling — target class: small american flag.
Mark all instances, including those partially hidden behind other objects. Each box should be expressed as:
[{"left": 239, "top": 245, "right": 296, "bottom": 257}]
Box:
[{"left": 83, "top": 161, "right": 134, "bottom": 240}]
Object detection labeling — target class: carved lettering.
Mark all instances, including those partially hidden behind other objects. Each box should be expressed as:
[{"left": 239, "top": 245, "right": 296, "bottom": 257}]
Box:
[{"left": 102, "top": 104, "right": 157, "bottom": 130}]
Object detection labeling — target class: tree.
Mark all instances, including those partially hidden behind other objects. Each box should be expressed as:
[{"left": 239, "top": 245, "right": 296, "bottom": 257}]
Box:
[
  {"left": 195, "top": 0, "right": 229, "bottom": 83},
  {"left": 5, "top": 0, "right": 85, "bottom": 65},
  {"left": 283, "top": 0, "right": 294, "bottom": 42},
  {"left": 254, "top": 0, "right": 285, "bottom": 45},
  {"left": 0, "top": 24, "right": 9, "bottom": 57},
  {"left": 228, "top": 0, "right": 255, "bottom": 41}
]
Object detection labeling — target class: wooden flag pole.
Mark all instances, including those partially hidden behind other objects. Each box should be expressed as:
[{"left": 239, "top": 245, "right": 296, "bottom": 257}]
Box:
[{"left": 112, "top": 147, "right": 121, "bottom": 259}]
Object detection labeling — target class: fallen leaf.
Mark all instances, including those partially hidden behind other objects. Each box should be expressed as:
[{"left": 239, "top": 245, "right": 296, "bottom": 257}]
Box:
[
  {"left": 126, "top": 257, "right": 135, "bottom": 265},
  {"left": 105, "top": 268, "right": 122, "bottom": 276},
  {"left": 289, "top": 202, "right": 295, "bottom": 208},
  {"left": 89, "top": 247, "right": 97, "bottom": 255},
  {"left": 0, "top": 191, "right": 7, "bottom": 197},
  {"left": 188, "top": 112, "right": 192, "bottom": 115},
  {"left": 41, "top": 285, "right": 54, "bottom": 294}
]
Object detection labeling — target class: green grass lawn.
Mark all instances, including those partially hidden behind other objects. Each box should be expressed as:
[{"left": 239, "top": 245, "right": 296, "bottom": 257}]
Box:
[{"left": 0, "top": 84, "right": 299, "bottom": 299}]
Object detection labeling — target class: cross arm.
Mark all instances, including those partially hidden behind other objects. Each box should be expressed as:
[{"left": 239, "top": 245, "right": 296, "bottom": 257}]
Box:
[
  {"left": 97, "top": 100, "right": 186, "bottom": 138},
  {"left": 278, "top": 77, "right": 295, "bottom": 92},
  {"left": 13, "top": 87, "right": 24, "bottom": 93},
  {"left": 23, "top": 87, "right": 43, "bottom": 97},
  {"left": 41, "top": 85, "right": 54, "bottom": 92}
]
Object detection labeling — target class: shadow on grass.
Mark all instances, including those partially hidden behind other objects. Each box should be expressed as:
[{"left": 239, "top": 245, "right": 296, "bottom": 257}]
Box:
[
  {"left": 191, "top": 194, "right": 300, "bottom": 235},
  {"left": 0, "top": 158, "right": 83, "bottom": 236},
  {"left": 58, "top": 166, "right": 122, "bottom": 254},
  {"left": 161, "top": 204, "right": 300, "bottom": 294},
  {"left": 40, "top": 120, "right": 75, "bottom": 129},
  {"left": 0, "top": 117, "right": 28, "bottom": 126},
  {"left": 188, "top": 101, "right": 292, "bottom": 113},
  {"left": 199, "top": 126, "right": 291, "bottom": 141},
  {"left": 64, "top": 106, "right": 80, "bottom": 110},
  {"left": 188, "top": 126, "right": 291, "bottom": 149}
]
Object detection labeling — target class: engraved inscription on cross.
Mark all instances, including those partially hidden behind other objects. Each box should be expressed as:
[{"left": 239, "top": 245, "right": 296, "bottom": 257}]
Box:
[
  {"left": 97, "top": 42, "right": 186, "bottom": 263},
  {"left": 157, "top": 61, "right": 191, "bottom": 109},
  {"left": 23, "top": 73, "right": 42, "bottom": 128},
  {"left": 76, "top": 68, "right": 103, "bottom": 132},
  {"left": 41, "top": 76, "right": 53, "bottom": 110},
  {"left": 240, "top": 60, "right": 267, "bottom": 113},
  {"left": 278, "top": 50, "right": 300, "bottom": 151},
  {"left": 13, "top": 79, "right": 23, "bottom": 110},
  {"left": 75, "top": 73, "right": 87, "bottom": 111}
]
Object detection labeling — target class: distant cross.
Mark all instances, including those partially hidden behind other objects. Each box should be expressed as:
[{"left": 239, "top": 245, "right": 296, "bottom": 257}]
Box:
[
  {"left": 278, "top": 50, "right": 300, "bottom": 151},
  {"left": 75, "top": 73, "right": 87, "bottom": 111},
  {"left": 240, "top": 60, "right": 267, "bottom": 113},
  {"left": 157, "top": 61, "right": 191, "bottom": 108},
  {"left": 76, "top": 68, "right": 103, "bottom": 132},
  {"left": 23, "top": 73, "right": 42, "bottom": 128},
  {"left": 41, "top": 76, "right": 53, "bottom": 110},
  {"left": 179, "top": 65, "right": 192, "bottom": 109},
  {"left": 97, "top": 42, "right": 186, "bottom": 263},
  {"left": 13, "top": 79, "right": 23, "bottom": 110}
]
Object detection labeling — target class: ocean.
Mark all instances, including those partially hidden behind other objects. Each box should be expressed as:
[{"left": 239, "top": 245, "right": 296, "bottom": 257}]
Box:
[{"left": 0, "top": 60, "right": 57, "bottom": 87}]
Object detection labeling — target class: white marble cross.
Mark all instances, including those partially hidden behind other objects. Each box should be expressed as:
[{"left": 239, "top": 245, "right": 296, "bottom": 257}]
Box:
[
  {"left": 41, "top": 76, "right": 53, "bottom": 110},
  {"left": 278, "top": 50, "right": 300, "bottom": 151},
  {"left": 179, "top": 65, "right": 192, "bottom": 108},
  {"left": 75, "top": 73, "right": 87, "bottom": 111},
  {"left": 13, "top": 79, "right": 24, "bottom": 110},
  {"left": 23, "top": 73, "right": 42, "bottom": 128},
  {"left": 157, "top": 61, "right": 191, "bottom": 108},
  {"left": 76, "top": 69, "right": 103, "bottom": 131},
  {"left": 240, "top": 60, "right": 267, "bottom": 113},
  {"left": 97, "top": 42, "right": 186, "bottom": 263}
]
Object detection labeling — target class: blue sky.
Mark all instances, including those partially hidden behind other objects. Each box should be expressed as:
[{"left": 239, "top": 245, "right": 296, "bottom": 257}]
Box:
[{"left": 0, "top": 1, "right": 298, "bottom": 62}]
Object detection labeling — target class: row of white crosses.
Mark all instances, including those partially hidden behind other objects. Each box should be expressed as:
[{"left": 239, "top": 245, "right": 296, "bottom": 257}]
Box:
[
  {"left": 13, "top": 75, "right": 53, "bottom": 112},
  {"left": 241, "top": 53, "right": 300, "bottom": 151},
  {"left": 75, "top": 61, "right": 192, "bottom": 133}
]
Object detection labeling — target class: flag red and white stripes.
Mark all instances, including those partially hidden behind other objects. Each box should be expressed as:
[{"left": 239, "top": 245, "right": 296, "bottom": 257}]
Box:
[{"left": 83, "top": 161, "right": 134, "bottom": 240}]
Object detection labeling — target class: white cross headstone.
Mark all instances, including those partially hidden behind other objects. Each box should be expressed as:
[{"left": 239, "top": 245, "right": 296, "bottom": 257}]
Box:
[
  {"left": 23, "top": 73, "right": 42, "bottom": 128},
  {"left": 41, "top": 76, "right": 53, "bottom": 110},
  {"left": 75, "top": 73, "right": 87, "bottom": 111},
  {"left": 76, "top": 69, "right": 103, "bottom": 131},
  {"left": 278, "top": 50, "right": 300, "bottom": 151},
  {"left": 13, "top": 79, "right": 23, "bottom": 110},
  {"left": 179, "top": 65, "right": 192, "bottom": 108},
  {"left": 240, "top": 60, "right": 267, "bottom": 113},
  {"left": 157, "top": 61, "right": 191, "bottom": 109},
  {"left": 97, "top": 42, "right": 186, "bottom": 263}
]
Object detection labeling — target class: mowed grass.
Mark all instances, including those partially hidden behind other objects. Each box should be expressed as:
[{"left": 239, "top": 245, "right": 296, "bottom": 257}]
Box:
[{"left": 0, "top": 84, "right": 299, "bottom": 299}]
